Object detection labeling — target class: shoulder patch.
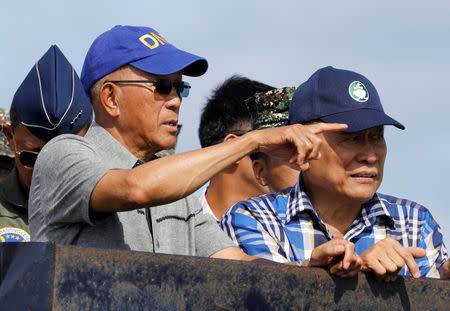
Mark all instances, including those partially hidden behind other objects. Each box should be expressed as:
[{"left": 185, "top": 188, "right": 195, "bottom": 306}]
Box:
[{"left": 0, "top": 227, "right": 30, "bottom": 242}]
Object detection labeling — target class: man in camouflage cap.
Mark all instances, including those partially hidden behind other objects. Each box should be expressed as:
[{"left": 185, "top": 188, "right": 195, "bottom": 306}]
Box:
[
  {"left": 246, "top": 87, "right": 300, "bottom": 192},
  {"left": 198, "top": 75, "right": 273, "bottom": 221},
  {"left": 0, "top": 109, "right": 15, "bottom": 180}
]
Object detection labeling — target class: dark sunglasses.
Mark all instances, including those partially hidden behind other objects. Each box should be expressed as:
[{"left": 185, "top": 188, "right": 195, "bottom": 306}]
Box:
[
  {"left": 16, "top": 150, "right": 39, "bottom": 168},
  {"left": 104, "top": 79, "right": 191, "bottom": 98}
]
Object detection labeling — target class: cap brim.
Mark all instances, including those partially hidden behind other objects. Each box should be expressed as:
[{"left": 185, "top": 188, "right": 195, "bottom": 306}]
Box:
[
  {"left": 320, "top": 108, "right": 405, "bottom": 132},
  {"left": 130, "top": 48, "right": 208, "bottom": 77}
]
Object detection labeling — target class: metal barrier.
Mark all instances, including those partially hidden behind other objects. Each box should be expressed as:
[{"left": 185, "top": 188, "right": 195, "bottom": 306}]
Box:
[{"left": 0, "top": 242, "right": 448, "bottom": 310}]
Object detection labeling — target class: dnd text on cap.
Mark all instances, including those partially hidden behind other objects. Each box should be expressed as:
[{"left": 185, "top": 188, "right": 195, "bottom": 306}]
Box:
[
  {"left": 81, "top": 25, "right": 208, "bottom": 92},
  {"left": 12, "top": 45, "right": 93, "bottom": 142},
  {"left": 288, "top": 66, "right": 405, "bottom": 133}
]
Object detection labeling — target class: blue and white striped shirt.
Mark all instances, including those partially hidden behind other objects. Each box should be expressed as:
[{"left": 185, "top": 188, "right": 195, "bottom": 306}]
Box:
[{"left": 220, "top": 179, "right": 448, "bottom": 278}]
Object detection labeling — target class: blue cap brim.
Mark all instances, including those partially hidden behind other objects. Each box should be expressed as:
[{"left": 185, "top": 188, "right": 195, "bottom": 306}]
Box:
[
  {"left": 320, "top": 108, "right": 405, "bottom": 133},
  {"left": 130, "top": 48, "right": 207, "bottom": 77}
]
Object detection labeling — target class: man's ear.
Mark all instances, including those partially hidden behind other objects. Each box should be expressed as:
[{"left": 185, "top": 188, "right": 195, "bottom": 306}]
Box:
[
  {"left": 223, "top": 133, "right": 238, "bottom": 143},
  {"left": 99, "top": 82, "right": 121, "bottom": 117},
  {"left": 2, "top": 124, "right": 15, "bottom": 152},
  {"left": 252, "top": 159, "right": 268, "bottom": 187},
  {"left": 224, "top": 134, "right": 245, "bottom": 166}
]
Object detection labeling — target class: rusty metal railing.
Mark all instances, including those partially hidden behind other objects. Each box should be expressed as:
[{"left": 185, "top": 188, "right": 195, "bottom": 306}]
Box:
[{"left": 0, "top": 242, "right": 449, "bottom": 310}]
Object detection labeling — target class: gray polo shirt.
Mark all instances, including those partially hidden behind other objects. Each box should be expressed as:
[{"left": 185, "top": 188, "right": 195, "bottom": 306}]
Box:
[{"left": 28, "top": 122, "right": 233, "bottom": 256}]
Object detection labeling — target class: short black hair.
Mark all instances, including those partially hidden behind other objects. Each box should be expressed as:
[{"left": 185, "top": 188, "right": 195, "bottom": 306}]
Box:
[{"left": 199, "top": 75, "right": 275, "bottom": 148}]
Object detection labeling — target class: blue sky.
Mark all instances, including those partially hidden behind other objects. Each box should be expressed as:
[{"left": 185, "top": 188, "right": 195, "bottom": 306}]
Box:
[{"left": 1, "top": 1, "right": 449, "bottom": 247}]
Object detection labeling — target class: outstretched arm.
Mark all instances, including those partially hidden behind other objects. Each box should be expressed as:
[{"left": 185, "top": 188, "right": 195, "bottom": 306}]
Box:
[{"left": 91, "top": 122, "right": 347, "bottom": 212}]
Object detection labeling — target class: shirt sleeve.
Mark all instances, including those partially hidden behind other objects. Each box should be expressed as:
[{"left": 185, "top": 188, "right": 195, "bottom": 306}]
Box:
[
  {"left": 28, "top": 135, "right": 110, "bottom": 243},
  {"left": 220, "top": 202, "right": 289, "bottom": 263}
]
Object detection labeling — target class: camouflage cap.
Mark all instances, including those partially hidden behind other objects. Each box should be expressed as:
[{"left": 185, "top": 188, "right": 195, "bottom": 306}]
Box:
[
  {"left": 0, "top": 108, "right": 14, "bottom": 158},
  {"left": 245, "top": 86, "right": 296, "bottom": 130}
]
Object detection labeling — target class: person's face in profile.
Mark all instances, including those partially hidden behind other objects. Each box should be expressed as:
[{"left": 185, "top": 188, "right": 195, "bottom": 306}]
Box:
[
  {"left": 304, "top": 126, "right": 386, "bottom": 205},
  {"left": 3, "top": 123, "right": 46, "bottom": 194},
  {"left": 110, "top": 66, "right": 182, "bottom": 156},
  {"left": 252, "top": 155, "right": 299, "bottom": 193},
  {"left": 224, "top": 124, "right": 270, "bottom": 197}
]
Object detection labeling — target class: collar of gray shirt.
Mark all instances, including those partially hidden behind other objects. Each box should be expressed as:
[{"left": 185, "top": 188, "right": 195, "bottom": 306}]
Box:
[{"left": 86, "top": 122, "right": 139, "bottom": 169}]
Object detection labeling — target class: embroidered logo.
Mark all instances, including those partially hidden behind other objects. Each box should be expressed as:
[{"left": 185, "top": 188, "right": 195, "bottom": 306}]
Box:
[
  {"left": 348, "top": 81, "right": 369, "bottom": 102},
  {"left": 0, "top": 227, "right": 30, "bottom": 242},
  {"left": 70, "top": 109, "right": 83, "bottom": 126},
  {"left": 139, "top": 32, "right": 169, "bottom": 50}
]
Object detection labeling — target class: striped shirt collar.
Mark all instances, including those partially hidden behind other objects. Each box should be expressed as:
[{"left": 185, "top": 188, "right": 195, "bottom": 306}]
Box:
[{"left": 285, "top": 175, "right": 395, "bottom": 230}]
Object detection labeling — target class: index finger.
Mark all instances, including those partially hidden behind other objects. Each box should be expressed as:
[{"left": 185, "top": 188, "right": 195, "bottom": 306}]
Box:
[
  {"left": 394, "top": 244, "right": 422, "bottom": 278},
  {"left": 306, "top": 122, "right": 348, "bottom": 134},
  {"left": 342, "top": 241, "right": 355, "bottom": 270}
]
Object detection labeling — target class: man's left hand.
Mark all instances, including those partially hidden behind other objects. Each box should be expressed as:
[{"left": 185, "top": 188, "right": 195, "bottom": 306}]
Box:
[
  {"left": 443, "top": 259, "right": 450, "bottom": 279},
  {"left": 360, "top": 237, "right": 426, "bottom": 282}
]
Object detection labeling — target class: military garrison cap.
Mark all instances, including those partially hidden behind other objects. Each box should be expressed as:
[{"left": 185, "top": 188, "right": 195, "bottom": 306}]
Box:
[
  {"left": 245, "top": 87, "right": 296, "bottom": 130},
  {"left": 12, "top": 45, "right": 93, "bottom": 142}
]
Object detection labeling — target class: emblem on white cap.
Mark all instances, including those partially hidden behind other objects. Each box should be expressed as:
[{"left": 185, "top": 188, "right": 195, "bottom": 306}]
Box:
[{"left": 348, "top": 81, "right": 369, "bottom": 102}]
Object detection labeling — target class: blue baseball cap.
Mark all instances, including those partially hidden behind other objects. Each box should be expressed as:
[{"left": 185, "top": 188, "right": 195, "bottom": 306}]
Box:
[
  {"left": 12, "top": 45, "right": 92, "bottom": 142},
  {"left": 81, "top": 25, "right": 208, "bottom": 92},
  {"left": 289, "top": 66, "right": 405, "bottom": 132}
]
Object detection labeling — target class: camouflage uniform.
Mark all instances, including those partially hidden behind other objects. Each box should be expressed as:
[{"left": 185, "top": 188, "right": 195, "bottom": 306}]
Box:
[
  {"left": 245, "top": 87, "right": 296, "bottom": 130},
  {"left": 0, "top": 108, "right": 14, "bottom": 158},
  {"left": 0, "top": 167, "right": 29, "bottom": 242},
  {"left": 0, "top": 108, "right": 30, "bottom": 242}
]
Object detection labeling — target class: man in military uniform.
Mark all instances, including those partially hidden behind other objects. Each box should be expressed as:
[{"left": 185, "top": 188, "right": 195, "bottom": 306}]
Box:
[
  {"left": 0, "top": 109, "right": 15, "bottom": 180},
  {"left": 247, "top": 87, "right": 300, "bottom": 192},
  {"left": 0, "top": 45, "right": 92, "bottom": 242}
]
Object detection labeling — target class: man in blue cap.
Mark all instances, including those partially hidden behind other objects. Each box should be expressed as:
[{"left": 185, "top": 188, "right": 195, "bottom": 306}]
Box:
[
  {"left": 0, "top": 45, "right": 92, "bottom": 242},
  {"left": 221, "top": 66, "right": 448, "bottom": 280},
  {"left": 28, "top": 26, "right": 360, "bottom": 269}
]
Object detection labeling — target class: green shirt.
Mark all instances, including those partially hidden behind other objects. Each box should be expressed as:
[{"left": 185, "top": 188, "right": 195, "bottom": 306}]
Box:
[{"left": 0, "top": 166, "right": 30, "bottom": 242}]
